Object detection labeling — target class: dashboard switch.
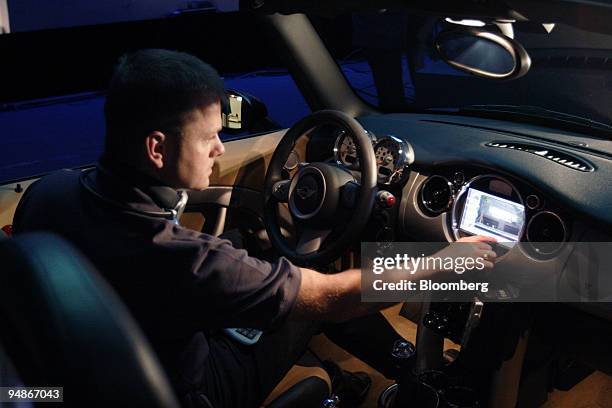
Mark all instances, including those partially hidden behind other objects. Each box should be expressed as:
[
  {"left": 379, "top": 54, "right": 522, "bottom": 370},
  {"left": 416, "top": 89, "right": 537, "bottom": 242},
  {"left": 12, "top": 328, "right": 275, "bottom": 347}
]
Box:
[{"left": 377, "top": 190, "right": 396, "bottom": 208}]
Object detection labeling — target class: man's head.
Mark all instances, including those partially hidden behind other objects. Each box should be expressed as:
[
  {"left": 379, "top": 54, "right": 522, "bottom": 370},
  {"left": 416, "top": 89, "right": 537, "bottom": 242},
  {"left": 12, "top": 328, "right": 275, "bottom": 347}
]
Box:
[{"left": 104, "top": 49, "right": 226, "bottom": 190}]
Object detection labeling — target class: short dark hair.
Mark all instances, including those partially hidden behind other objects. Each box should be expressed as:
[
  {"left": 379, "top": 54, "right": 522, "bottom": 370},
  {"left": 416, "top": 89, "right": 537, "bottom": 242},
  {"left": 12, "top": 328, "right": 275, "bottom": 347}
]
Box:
[{"left": 104, "top": 49, "right": 226, "bottom": 158}]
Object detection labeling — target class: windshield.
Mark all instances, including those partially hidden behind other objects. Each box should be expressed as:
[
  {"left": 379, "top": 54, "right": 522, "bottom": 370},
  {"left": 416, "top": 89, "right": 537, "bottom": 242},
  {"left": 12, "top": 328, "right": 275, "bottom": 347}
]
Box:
[{"left": 310, "top": 12, "right": 612, "bottom": 133}]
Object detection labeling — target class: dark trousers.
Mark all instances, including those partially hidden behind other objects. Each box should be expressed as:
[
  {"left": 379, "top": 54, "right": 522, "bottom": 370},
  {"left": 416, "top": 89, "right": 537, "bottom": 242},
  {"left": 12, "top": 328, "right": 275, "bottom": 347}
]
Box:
[{"left": 199, "top": 312, "right": 404, "bottom": 408}]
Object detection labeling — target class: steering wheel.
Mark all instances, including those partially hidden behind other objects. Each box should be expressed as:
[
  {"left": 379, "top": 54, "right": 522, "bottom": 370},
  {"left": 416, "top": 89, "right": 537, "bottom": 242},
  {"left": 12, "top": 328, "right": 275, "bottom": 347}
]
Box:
[{"left": 264, "top": 110, "right": 378, "bottom": 266}]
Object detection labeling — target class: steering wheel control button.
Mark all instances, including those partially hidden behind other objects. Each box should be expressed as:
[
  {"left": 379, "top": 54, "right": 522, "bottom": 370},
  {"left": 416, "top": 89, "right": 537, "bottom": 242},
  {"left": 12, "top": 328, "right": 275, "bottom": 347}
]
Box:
[{"left": 376, "top": 190, "right": 396, "bottom": 208}]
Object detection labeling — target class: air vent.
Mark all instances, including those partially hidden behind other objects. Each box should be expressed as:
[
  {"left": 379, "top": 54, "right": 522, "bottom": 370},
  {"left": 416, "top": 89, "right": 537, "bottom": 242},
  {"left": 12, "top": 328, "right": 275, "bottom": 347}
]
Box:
[
  {"left": 485, "top": 142, "right": 594, "bottom": 172},
  {"left": 420, "top": 175, "right": 453, "bottom": 215},
  {"left": 526, "top": 211, "right": 568, "bottom": 256}
]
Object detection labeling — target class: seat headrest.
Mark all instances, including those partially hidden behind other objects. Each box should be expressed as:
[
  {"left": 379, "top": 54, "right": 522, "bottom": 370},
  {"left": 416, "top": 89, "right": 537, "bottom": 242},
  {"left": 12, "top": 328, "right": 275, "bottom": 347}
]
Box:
[{"left": 0, "top": 232, "right": 180, "bottom": 408}]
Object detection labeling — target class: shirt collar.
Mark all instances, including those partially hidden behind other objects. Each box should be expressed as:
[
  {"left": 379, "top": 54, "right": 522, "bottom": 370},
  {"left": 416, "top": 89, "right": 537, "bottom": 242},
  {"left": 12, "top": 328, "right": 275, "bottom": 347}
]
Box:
[{"left": 94, "top": 156, "right": 186, "bottom": 215}]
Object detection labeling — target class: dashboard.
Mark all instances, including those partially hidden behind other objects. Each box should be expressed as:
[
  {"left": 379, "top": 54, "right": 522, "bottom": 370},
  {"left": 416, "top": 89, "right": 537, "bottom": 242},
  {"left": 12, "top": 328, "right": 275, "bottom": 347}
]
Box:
[
  {"left": 310, "top": 112, "right": 612, "bottom": 237},
  {"left": 292, "top": 110, "right": 612, "bottom": 372},
  {"left": 304, "top": 113, "right": 612, "bottom": 307},
  {"left": 328, "top": 125, "right": 576, "bottom": 258}
]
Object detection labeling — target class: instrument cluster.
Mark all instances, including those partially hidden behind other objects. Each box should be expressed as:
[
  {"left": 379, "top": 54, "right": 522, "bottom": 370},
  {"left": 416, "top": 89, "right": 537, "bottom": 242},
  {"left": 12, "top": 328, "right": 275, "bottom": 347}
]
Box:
[{"left": 333, "top": 130, "right": 414, "bottom": 185}]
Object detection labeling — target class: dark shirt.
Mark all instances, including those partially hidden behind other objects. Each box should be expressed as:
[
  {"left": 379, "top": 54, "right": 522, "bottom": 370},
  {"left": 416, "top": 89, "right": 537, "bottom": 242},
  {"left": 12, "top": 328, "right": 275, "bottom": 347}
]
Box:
[{"left": 13, "top": 162, "right": 302, "bottom": 396}]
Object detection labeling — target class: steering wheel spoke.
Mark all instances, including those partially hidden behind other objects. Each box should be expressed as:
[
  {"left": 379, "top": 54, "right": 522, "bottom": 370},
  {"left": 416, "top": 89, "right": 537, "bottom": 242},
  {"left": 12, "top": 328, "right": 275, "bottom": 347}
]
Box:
[
  {"left": 296, "top": 228, "right": 331, "bottom": 255},
  {"left": 340, "top": 181, "right": 360, "bottom": 209},
  {"left": 272, "top": 180, "right": 291, "bottom": 202}
]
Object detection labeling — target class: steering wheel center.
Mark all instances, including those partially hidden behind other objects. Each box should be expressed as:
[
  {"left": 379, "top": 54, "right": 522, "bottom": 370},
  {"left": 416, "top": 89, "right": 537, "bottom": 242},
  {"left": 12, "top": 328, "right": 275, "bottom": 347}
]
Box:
[
  {"left": 289, "top": 166, "right": 327, "bottom": 219},
  {"left": 288, "top": 162, "right": 356, "bottom": 228}
]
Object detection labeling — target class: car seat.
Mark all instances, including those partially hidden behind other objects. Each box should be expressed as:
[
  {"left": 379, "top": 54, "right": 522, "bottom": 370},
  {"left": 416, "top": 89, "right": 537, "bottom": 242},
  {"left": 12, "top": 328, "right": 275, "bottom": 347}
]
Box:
[{"left": 0, "top": 232, "right": 331, "bottom": 407}]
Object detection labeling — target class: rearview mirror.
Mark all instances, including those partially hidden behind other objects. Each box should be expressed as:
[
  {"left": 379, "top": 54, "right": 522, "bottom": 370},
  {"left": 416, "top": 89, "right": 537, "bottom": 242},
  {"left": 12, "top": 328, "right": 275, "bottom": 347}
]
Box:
[{"left": 435, "top": 28, "right": 531, "bottom": 80}]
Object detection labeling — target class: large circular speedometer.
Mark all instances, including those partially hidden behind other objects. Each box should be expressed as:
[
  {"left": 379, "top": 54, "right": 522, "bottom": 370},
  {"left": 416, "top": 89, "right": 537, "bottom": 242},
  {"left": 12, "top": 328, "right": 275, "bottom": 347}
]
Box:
[{"left": 373, "top": 136, "right": 414, "bottom": 184}]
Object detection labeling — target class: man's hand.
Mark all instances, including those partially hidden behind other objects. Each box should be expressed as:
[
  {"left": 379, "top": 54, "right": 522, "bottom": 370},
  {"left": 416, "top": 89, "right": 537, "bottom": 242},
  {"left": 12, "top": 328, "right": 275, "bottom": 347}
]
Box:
[
  {"left": 447, "top": 235, "right": 498, "bottom": 270},
  {"left": 291, "top": 235, "right": 498, "bottom": 323}
]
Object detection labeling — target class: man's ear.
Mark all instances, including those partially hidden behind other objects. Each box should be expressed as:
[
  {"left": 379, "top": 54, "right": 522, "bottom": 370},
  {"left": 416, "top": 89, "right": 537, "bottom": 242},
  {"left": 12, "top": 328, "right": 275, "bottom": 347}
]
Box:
[{"left": 144, "top": 131, "right": 166, "bottom": 169}]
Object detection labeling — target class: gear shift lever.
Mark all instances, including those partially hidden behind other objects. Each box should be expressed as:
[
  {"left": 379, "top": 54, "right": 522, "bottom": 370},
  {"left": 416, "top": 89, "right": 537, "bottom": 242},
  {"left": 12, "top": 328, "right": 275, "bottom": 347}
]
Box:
[
  {"left": 392, "top": 339, "right": 416, "bottom": 376},
  {"left": 381, "top": 339, "right": 441, "bottom": 408}
]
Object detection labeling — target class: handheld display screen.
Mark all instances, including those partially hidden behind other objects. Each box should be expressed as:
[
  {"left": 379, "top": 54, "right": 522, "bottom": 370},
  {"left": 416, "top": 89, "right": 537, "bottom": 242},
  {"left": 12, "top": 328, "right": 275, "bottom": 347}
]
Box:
[{"left": 459, "top": 188, "right": 525, "bottom": 248}]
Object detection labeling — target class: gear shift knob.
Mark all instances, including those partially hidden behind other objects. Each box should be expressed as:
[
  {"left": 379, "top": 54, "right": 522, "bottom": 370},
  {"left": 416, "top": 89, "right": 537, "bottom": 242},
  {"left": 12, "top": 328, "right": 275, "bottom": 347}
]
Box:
[
  {"left": 391, "top": 339, "right": 416, "bottom": 360},
  {"left": 321, "top": 395, "right": 340, "bottom": 408}
]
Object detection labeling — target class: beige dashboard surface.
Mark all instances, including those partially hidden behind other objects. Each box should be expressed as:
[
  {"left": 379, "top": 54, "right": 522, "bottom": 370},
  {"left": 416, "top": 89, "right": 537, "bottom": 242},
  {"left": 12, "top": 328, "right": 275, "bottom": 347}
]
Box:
[
  {"left": 211, "top": 130, "right": 288, "bottom": 189},
  {"left": 0, "top": 179, "right": 37, "bottom": 228}
]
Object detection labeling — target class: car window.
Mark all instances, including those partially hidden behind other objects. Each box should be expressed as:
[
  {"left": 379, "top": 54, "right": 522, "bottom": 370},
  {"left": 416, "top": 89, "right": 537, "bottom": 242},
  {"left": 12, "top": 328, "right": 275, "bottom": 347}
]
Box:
[{"left": 0, "top": 12, "right": 309, "bottom": 184}]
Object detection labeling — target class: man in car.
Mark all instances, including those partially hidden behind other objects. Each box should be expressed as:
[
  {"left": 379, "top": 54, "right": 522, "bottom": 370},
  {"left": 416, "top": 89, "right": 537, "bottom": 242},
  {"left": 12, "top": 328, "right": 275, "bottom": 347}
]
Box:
[{"left": 13, "top": 49, "right": 496, "bottom": 407}]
